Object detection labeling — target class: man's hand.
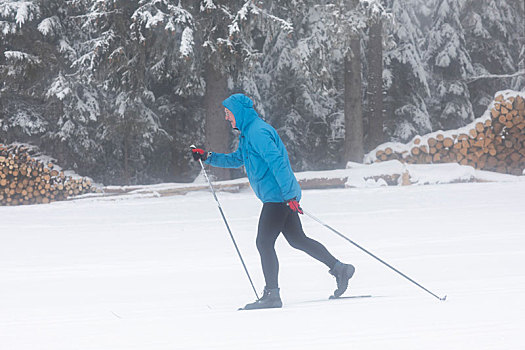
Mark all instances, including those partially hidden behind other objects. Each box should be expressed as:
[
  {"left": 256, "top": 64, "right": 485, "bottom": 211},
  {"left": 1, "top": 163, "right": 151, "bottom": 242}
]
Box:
[
  {"left": 190, "top": 146, "right": 209, "bottom": 161},
  {"left": 287, "top": 198, "right": 303, "bottom": 214}
]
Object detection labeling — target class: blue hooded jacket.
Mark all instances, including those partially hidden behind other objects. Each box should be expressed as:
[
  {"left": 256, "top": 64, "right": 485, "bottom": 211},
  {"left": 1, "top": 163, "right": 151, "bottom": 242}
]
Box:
[{"left": 204, "top": 94, "right": 302, "bottom": 203}]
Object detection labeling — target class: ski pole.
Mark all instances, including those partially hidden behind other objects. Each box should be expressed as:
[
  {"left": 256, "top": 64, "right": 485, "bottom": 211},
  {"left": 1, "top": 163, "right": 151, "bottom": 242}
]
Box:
[
  {"left": 303, "top": 209, "right": 446, "bottom": 301},
  {"left": 191, "top": 146, "right": 259, "bottom": 300}
]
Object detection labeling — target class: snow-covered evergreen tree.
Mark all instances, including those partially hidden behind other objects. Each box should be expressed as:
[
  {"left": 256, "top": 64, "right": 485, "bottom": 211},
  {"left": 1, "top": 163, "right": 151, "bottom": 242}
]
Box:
[
  {"left": 255, "top": 1, "right": 342, "bottom": 169},
  {"left": 383, "top": 0, "right": 432, "bottom": 142},
  {"left": 423, "top": 0, "right": 475, "bottom": 130},
  {"left": 53, "top": 0, "right": 196, "bottom": 183},
  {"left": 463, "top": 0, "right": 525, "bottom": 115},
  {"left": 191, "top": 1, "right": 298, "bottom": 175},
  {"left": 255, "top": 0, "right": 376, "bottom": 168},
  {"left": 0, "top": 0, "right": 48, "bottom": 143}
]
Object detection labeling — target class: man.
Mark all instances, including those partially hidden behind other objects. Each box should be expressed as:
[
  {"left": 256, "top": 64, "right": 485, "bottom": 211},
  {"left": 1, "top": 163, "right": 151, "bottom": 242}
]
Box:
[{"left": 191, "top": 93, "right": 355, "bottom": 310}]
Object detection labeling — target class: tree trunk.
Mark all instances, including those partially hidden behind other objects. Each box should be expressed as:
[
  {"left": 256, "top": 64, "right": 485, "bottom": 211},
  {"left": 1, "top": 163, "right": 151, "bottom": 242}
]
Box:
[
  {"left": 123, "top": 126, "right": 130, "bottom": 185},
  {"left": 343, "top": 34, "right": 364, "bottom": 164},
  {"left": 366, "top": 16, "right": 384, "bottom": 151},
  {"left": 204, "top": 63, "right": 230, "bottom": 180}
]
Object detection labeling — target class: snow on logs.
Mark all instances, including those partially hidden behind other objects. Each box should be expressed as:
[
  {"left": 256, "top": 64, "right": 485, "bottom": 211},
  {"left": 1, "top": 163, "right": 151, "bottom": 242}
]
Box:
[
  {"left": 365, "top": 92, "right": 525, "bottom": 176},
  {"left": 0, "top": 144, "right": 95, "bottom": 206}
]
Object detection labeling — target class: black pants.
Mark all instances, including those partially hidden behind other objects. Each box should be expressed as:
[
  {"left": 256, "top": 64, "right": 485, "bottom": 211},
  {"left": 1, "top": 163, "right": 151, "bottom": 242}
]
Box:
[{"left": 256, "top": 202, "right": 338, "bottom": 289}]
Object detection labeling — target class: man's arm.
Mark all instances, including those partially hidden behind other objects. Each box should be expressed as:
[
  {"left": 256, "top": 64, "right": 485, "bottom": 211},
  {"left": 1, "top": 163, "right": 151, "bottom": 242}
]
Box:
[{"left": 205, "top": 147, "right": 244, "bottom": 168}]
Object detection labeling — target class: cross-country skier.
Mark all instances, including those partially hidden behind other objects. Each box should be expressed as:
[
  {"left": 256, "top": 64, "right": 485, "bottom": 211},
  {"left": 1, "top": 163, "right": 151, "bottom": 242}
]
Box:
[{"left": 191, "top": 93, "right": 355, "bottom": 310}]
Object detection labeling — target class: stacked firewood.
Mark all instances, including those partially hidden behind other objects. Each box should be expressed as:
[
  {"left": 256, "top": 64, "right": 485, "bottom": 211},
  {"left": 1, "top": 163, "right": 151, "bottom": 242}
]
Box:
[
  {"left": 0, "top": 144, "right": 96, "bottom": 205},
  {"left": 371, "top": 94, "right": 525, "bottom": 175}
]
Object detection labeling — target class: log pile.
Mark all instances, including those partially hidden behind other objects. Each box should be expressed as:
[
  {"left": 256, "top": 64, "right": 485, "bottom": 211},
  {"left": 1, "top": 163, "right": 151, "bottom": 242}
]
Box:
[
  {"left": 370, "top": 93, "right": 525, "bottom": 175},
  {"left": 0, "top": 143, "right": 96, "bottom": 205}
]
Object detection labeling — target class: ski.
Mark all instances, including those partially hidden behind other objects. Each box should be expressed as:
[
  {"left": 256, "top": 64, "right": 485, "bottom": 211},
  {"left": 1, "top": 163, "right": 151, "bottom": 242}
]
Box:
[
  {"left": 329, "top": 294, "right": 372, "bottom": 300},
  {"left": 238, "top": 295, "right": 373, "bottom": 310}
]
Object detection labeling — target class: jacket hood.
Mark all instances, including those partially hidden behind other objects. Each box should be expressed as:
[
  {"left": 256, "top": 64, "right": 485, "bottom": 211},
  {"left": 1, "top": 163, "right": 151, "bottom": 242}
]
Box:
[{"left": 222, "top": 93, "right": 258, "bottom": 132}]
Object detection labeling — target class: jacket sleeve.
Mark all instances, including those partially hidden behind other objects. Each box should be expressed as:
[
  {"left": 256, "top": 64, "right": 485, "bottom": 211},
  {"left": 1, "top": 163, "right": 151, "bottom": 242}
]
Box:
[
  {"left": 250, "top": 129, "right": 298, "bottom": 201},
  {"left": 204, "top": 147, "right": 244, "bottom": 168}
]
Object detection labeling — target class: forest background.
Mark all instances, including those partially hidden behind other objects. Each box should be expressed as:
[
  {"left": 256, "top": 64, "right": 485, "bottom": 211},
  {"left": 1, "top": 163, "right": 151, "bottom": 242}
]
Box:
[{"left": 1, "top": 0, "right": 524, "bottom": 185}]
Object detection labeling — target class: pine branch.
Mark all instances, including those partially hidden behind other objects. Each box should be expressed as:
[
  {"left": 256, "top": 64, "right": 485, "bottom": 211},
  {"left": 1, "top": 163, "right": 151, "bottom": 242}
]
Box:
[{"left": 465, "top": 70, "right": 525, "bottom": 84}]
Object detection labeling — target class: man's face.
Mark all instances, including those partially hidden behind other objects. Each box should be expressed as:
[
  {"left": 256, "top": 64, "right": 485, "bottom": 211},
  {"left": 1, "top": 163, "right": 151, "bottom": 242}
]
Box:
[{"left": 225, "top": 108, "right": 236, "bottom": 128}]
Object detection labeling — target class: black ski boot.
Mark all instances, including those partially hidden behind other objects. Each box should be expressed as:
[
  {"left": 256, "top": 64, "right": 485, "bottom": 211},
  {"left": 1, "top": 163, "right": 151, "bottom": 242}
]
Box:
[
  {"left": 329, "top": 261, "right": 355, "bottom": 298},
  {"left": 240, "top": 287, "right": 282, "bottom": 310}
]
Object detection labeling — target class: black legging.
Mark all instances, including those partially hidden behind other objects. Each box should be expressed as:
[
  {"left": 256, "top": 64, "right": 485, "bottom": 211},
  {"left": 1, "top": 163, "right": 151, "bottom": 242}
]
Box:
[{"left": 256, "top": 202, "right": 338, "bottom": 289}]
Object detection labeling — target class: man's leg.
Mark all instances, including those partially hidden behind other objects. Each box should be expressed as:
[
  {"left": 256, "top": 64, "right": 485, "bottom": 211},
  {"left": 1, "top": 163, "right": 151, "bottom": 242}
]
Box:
[
  {"left": 256, "top": 203, "right": 288, "bottom": 289},
  {"left": 282, "top": 207, "right": 355, "bottom": 297},
  {"left": 281, "top": 206, "right": 338, "bottom": 269}
]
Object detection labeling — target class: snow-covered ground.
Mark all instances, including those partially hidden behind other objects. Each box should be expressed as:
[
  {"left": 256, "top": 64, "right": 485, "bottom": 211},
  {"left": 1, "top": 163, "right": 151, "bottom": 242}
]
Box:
[{"left": 1, "top": 180, "right": 524, "bottom": 349}]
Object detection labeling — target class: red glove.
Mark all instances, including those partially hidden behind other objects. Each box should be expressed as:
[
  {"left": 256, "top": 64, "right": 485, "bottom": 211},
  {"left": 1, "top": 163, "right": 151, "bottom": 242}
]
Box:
[
  {"left": 287, "top": 198, "right": 303, "bottom": 214},
  {"left": 191, "top": 147, "right": 209, "bottom": 161}
]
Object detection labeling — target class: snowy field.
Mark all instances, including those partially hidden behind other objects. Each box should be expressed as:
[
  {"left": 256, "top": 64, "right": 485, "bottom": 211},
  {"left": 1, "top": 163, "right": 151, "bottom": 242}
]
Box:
[{"left": 1, "top": 181, "right": 524, "bottom": 349}]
